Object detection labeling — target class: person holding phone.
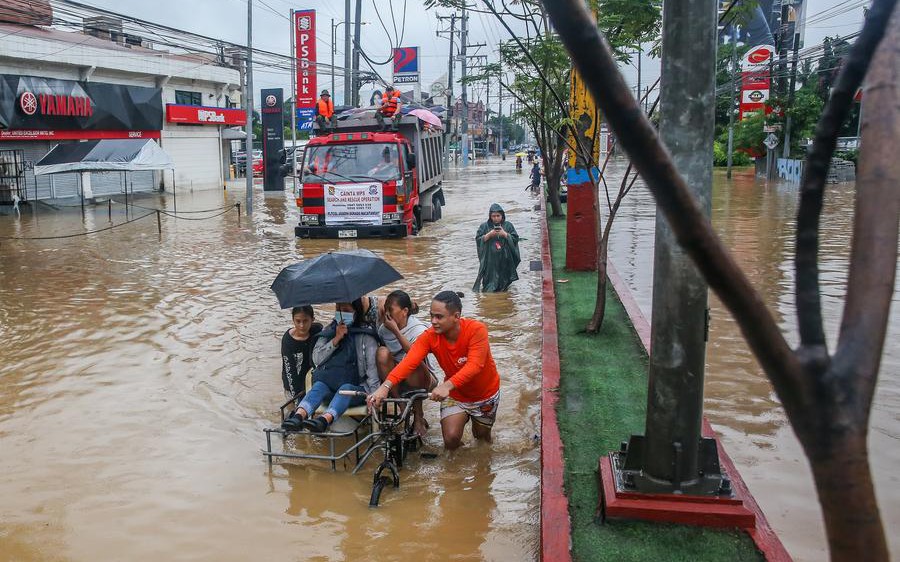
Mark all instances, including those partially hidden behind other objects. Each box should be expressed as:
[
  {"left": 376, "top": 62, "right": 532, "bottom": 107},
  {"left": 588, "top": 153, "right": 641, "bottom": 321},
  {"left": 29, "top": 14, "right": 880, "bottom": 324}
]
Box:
[{"left": 472, "top": 203, "right": 521, "bottom": 292}]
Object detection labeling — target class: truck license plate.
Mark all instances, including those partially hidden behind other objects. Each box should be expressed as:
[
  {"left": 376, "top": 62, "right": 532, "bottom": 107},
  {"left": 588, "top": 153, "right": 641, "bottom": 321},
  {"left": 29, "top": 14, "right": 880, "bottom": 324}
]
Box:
[{"left": 338, "top": 229, "right": 358, "bottom": 238}]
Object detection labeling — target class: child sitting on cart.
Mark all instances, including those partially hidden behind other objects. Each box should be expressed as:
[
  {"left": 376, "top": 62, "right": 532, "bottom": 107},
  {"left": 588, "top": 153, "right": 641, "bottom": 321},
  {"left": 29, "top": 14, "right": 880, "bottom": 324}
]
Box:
[{"left": 281, "top": 300, "right": 381, "bottom": 433}]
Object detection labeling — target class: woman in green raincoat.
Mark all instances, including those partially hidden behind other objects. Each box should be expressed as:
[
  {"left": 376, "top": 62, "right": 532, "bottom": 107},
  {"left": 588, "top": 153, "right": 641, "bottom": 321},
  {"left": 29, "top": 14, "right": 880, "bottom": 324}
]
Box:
[{"left": 473, "top": 203, "right": 521, "bottom": 292}]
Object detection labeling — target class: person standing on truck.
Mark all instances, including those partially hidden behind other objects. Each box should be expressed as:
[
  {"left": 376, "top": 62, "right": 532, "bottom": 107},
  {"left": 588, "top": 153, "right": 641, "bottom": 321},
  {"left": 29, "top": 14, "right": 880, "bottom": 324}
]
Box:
[
  {"left": 375, "top": 85, "right": 402, "bottom": 132},
  {"left": 367, "top": 146, "right": 400, "bottom": 179},
  {"left": 368, "top": 291, "right": 501, "bottom": 450},
  {"left": 473, "top": 203, "right": 521, "bottom": 292},
  {"left": 314, "top": 89, "right": 336, "bottom": 136}
]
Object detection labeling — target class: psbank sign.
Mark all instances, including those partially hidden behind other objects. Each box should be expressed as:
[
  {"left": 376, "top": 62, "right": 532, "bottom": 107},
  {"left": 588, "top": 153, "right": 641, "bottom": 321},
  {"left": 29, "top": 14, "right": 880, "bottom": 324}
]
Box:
[{"left": 294, "top": 10, "right": 317, "bottom": 108}]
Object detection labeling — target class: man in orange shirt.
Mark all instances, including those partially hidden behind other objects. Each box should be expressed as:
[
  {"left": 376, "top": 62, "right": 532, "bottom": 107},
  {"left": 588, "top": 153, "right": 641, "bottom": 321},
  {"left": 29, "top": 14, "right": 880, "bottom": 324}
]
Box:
[{"left": 368, "top": 290, "right": 500, "bottom": 449}]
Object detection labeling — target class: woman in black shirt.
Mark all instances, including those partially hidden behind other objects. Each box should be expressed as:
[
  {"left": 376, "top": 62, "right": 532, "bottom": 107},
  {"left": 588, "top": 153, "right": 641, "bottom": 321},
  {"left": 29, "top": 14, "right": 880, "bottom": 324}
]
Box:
[{"left": 281, "top": 306, "right": 323, "bottom": 401}]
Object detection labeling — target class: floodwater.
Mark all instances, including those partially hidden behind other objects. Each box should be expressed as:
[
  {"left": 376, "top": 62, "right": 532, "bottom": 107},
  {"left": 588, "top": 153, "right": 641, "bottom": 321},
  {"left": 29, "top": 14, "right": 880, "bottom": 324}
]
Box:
[
  {"left": 0, "top": 160, "right": 542, "bottom": 561},
  {"left": 606, "top": 161, "right": 900, "bottom": 561}
]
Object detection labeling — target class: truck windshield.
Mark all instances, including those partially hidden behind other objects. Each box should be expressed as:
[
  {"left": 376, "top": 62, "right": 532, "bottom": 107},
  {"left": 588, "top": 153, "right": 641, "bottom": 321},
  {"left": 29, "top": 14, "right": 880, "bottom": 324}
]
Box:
[{"left": 302, "top": 143, "right": 401, "bottom": 182}]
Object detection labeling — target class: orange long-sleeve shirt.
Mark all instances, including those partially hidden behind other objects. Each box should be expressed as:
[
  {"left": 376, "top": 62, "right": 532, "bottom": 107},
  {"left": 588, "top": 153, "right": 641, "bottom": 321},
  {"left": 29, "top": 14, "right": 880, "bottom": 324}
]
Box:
[{"left": 387, "top": 318, "right": 500, "bottom": 403}]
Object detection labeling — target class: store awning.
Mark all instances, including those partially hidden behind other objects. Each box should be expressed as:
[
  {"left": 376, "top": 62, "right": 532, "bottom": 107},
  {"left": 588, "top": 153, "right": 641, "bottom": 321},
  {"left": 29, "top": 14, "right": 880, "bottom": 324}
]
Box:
[
  {"left": 222, "top": 127, "right": 247, "bottom": 140},
  {"left": 34, "top": 139, "right": 175, "bottom": 175}
]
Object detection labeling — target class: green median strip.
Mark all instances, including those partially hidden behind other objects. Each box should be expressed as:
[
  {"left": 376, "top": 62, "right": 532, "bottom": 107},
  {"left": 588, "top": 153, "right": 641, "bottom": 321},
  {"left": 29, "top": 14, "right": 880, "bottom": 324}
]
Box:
[{"left": 547, "top": 211, "right": 763, "bottom": 562}]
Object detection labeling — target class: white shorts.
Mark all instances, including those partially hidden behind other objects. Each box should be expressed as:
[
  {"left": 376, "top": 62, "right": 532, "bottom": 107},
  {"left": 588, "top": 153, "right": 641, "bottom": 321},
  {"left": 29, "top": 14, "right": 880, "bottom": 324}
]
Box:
[{"left": 440, "top": 390, "right": 501, "bottom": 428}]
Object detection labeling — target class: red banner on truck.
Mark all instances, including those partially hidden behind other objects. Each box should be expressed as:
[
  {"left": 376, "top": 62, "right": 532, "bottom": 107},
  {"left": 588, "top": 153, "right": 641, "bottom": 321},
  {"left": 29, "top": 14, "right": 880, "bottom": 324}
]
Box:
[{"left": 294, "top": 10, "right": 317, "bottom": 109}]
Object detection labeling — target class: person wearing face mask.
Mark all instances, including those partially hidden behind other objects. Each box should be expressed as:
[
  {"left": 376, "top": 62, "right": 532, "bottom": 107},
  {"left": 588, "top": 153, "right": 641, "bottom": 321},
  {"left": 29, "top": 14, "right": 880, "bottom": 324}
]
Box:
[{"left": 281, "top": 299, "right": 382, "bottom": 432}]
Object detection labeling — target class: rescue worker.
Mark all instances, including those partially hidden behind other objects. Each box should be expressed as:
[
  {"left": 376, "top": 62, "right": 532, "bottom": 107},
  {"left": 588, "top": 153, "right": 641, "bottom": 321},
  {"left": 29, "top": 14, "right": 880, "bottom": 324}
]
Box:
[
  {"left": 375, "top": 85, "right": 402, "bottom": 132},
  {"left": 315, "top": 89, "right": 336, "bottom": 135}
]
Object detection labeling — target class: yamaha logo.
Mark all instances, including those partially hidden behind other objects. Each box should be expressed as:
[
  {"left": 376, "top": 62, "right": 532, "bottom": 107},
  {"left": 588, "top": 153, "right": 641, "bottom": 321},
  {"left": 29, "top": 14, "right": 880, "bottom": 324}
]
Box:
[
  {"left": 265, "top": 95, "right": 277, "bottom": 107},
  {"left": 297, "top": 16, "right": 311, "bottom": 31},
  {"left": 19, "top": 92, "right": 37, "bottom": 115}
]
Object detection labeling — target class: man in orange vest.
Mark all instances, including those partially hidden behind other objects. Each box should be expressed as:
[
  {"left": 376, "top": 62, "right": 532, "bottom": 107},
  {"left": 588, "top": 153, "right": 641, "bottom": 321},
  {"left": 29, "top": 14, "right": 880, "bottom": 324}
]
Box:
[
  {"left": 375, "top": 85, "right": 402, "bottom": 132},
  {"left": 314, "top": 89, "right": 335, "bottom": 136}
]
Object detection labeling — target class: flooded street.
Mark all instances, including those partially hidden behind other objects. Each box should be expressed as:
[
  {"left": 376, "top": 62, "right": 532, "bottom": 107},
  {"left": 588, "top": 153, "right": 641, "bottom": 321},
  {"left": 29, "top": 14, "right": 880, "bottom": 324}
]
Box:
[
  {"left": 0, "top": 160, "right": 542, "bottom": 561},
  {"left": 607, "top": 162, "right": 900, "bottom": 561}
]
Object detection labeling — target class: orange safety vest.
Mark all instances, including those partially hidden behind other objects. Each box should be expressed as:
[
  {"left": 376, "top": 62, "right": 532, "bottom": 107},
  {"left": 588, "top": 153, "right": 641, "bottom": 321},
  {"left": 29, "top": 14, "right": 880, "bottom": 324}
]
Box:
[
  {"left": 381, "top": 91, "right": 400, "bottom": 116},
  {"left": 317, "top": 98, "right": 334, "bottom": 118}
]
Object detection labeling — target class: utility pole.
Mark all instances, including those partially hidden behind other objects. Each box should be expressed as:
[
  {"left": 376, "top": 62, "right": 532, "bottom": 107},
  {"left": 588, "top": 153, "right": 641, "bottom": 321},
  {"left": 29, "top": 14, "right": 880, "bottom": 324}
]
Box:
[
  {"left": 782, "top": 2, "right": 803, "bottom": 159},
  {"left": 290, "top": 9, "right": 298, "bottom": 196},
  {"left": 344, "top": 0, "right": 351, "bottom": 105},
  {"left": 620, "top": 0, "right": 727, "bottom": 496},
  {"left": 726, "top": 43, "right": 737, "bottom": 179},
  {"left": 636, "top": 45, "right": 642, "bottom": 106},
  {"left": 436, "top": 13, "right": 457, "bottom": 164},
  {"left": 351, "top": 0, "right": 362, "bottom": 106},
  {"left": 498, "top": 54, "right": 504, "bottom": 158},
  {"left": 244, "top": 0, "right": 253, "bottom": 216},
  {"left": 460, "top": 7, "right": 469, "bottom": 167}
]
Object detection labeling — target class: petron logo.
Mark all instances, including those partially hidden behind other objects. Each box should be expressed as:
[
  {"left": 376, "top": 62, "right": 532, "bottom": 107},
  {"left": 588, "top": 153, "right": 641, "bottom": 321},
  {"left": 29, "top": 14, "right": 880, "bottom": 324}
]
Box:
[
  {"left": 18, "top": 90, "right": 93, "bottom": 118},
  {"left": 19, "top": 92, "right": 37, "bottom": 115},
  {"left": 265, "top": 95, "right": 277, "bottom": 107}
]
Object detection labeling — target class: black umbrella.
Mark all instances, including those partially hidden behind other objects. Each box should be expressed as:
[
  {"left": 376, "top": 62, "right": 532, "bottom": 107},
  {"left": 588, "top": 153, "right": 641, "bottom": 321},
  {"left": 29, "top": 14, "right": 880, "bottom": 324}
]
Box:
[{"left": 271, "top": 249, "right": 403, "bottom": 308}]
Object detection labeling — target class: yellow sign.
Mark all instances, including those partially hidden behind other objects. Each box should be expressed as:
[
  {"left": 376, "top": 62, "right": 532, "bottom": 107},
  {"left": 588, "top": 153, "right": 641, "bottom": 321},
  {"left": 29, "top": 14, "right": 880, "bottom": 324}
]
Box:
[{"left": 567, "top": 68, "right": 601, "bottom": 169}]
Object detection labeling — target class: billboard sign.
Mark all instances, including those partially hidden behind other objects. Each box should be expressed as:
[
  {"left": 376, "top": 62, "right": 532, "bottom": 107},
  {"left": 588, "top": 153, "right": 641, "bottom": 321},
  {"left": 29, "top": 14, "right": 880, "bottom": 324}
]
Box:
[
  {"left": 260, "top": 88, "right": 285, "bottom": 192},
  {"left": 392, "top": 47, "right": 419, "bottom": 84},
  {"left": 294, "top": 10, "right": 317, "bottom": 108}
]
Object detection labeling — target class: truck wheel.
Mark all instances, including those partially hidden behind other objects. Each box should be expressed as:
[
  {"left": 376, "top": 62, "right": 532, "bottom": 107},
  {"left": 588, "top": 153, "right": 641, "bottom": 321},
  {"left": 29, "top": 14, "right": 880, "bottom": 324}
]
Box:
[{"left": 431, "top": 195, "right": 442, "bottom": 220}]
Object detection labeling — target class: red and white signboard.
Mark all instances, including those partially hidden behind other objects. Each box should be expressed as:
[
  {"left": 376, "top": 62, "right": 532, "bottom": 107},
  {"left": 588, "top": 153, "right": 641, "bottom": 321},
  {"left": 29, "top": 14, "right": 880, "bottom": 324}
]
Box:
[
  {"left": 739, "top": 45, "right": 774, "bottom": 121},
  {"left": 166, "top": 104, "right": 247, "bottom": 125},
  {"left": 294, "top": 10, "right": 317, "bottom": 108},
  {"left": 0, "top": 129, "right": 160, "bottom": 141}
]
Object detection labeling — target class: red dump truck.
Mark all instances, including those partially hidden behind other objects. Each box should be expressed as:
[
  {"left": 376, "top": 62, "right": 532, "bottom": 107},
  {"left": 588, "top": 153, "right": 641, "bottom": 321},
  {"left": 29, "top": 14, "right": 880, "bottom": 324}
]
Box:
[{"left": 294, "top": 115, "right": 445, "bottom": 238}]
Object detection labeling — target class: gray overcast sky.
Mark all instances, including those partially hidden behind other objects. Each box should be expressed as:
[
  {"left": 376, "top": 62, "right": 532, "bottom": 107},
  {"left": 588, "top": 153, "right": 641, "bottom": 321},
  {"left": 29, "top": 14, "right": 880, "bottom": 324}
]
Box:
[{"left": 83, "top": 0, "right": 869, "bottom": 108}]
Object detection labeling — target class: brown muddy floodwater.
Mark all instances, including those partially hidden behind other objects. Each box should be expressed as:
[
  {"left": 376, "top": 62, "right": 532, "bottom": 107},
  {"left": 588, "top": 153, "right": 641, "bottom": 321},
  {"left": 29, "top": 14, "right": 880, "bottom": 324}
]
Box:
[
  {"left": 0, "top": 160, "right": 542, "bottom": 561},
  {"left": 606, "top": 161, "right": 900, "bottom": 561}
]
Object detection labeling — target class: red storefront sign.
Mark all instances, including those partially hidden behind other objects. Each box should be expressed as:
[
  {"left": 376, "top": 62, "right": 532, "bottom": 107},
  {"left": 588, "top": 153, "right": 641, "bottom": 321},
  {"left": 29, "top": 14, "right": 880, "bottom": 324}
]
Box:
[
  {"left": 294, "top": 10, "right": 317, "bottom": 108},
  {"left": 0, "top": 129, "right": 161, "bottom": 140},
  {"left": 739, "top": 45, "right": 773, "bottom": 122},
  {"left": 166, "top": 104, "right": 247, "bottom": 125}
]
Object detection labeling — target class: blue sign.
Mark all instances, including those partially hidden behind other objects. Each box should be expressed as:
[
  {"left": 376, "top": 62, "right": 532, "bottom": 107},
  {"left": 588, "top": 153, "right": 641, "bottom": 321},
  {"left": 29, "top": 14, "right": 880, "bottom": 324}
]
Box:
[
  {"left": 392, "top": 47, "right": 419, "bottom": 74},
  {"left": 297, "top": 107, "right": 314, "bottom": 130}
]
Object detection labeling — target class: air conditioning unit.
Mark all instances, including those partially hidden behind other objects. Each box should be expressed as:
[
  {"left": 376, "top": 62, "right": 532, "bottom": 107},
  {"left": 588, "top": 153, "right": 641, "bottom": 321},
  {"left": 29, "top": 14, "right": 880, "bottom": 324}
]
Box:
[{"left": 83, "top": 16, "right": 124, "bottom": 44}]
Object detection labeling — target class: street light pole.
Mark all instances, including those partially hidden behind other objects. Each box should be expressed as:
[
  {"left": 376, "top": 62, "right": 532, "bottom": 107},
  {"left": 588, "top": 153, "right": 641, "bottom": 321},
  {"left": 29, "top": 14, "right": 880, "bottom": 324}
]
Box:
[{"left": 331, "top": 18, "right": 336, "bottom": 98}]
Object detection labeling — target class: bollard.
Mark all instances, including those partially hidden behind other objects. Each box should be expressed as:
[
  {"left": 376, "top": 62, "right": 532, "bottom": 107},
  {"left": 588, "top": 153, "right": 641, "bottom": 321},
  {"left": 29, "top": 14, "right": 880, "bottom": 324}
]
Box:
[
  {"left": 108, "top": 199, "right": 112, "bottom": 222},
  {"left": 156, "top": 209, "right": 162, "bottom": 234},
  {"left": 236, "top": 202, "right": 241, "bottom": 226}
]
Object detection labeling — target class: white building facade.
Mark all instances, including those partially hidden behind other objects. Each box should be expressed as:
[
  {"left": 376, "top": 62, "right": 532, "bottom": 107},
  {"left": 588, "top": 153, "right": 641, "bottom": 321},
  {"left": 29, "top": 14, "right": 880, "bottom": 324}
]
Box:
[{"left": 0, "top": 16, "right": 243, "bottom": 202}]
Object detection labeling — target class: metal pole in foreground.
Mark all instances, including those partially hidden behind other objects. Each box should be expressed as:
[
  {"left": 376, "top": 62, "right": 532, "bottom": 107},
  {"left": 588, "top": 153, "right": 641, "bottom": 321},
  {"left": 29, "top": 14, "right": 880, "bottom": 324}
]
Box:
[
  {"left": 290, "top": 9, "right": 298, "bottom": 198},
  {"left": 244, "top": 0, "right": 254, "bottom": 216},
  {"left": 623, "top": 0, "right": 725, "bottom": 495},
  {"left": 351, "top": 0, "right": 362, "bottom": 107},
  {"left": 331, "top": 18, "right": 336, "bottom": 98}
]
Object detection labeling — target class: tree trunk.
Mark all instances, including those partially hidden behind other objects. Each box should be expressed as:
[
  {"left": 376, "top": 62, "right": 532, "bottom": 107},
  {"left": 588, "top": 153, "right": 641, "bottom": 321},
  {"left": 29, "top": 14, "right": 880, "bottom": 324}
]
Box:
[{"left": 808, "top": 435, "right": 889, "bottom": 562}]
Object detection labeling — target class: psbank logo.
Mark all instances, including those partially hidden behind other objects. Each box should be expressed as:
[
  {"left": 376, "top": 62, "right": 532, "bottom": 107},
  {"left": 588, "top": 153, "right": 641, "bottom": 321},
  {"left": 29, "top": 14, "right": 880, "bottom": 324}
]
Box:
[{"left": 297, "top": 16, "right": 311, "bottom": 31}]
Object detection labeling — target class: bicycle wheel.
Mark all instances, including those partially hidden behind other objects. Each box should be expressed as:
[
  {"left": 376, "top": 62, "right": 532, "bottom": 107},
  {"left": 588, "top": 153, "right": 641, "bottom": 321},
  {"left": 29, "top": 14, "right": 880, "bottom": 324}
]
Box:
[{"left": 369, "top": 476, "right": 392, "bottom": 507}]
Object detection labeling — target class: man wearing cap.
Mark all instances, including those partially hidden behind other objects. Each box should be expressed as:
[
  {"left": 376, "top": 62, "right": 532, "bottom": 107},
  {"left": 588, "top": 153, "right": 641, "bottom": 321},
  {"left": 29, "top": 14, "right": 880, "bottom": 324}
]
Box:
[
  {"left": 375, "top": 85, "right": 402, "bottom": 132},
  {"left": 315, "top": 89, "right": 335, "bottom": 135}
]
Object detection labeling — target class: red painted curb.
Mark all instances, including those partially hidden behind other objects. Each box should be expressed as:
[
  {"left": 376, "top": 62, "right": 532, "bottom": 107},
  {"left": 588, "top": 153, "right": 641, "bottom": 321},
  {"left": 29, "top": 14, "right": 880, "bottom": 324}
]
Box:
[
  {"left": 540, "top": 202, "right": 572, "bottom": 562},
  {"left": 605, "top": 259, "right": 792, "bottom": 562}
]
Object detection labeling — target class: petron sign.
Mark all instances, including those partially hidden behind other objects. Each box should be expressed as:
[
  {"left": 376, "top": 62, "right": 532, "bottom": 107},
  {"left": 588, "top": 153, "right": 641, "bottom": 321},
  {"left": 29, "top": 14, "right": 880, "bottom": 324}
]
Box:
[
  {"left": 294, "top": 10, "right": 317, "bottom": 109},
  {"left": 0, "top": 74, "right": 162, "bottom": 134},
  {"left": 392, "top": 47, "right": 420, "bottom": 84},
  {"left": 166, "top": 104, "right": 247, "bottom": 125}
]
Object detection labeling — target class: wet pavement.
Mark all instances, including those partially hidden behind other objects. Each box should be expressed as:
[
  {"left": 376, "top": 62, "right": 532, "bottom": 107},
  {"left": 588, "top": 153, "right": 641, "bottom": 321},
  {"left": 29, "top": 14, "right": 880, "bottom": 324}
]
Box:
[
  {"left": 0, "top": 160, "right": 542, "bottom": 561},
  {"left": 605, "top": 162, "right": 900, "bottom": 561}
]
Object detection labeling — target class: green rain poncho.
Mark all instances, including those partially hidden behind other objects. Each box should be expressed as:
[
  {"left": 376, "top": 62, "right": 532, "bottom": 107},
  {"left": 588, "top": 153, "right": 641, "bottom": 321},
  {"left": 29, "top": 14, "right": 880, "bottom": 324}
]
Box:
[{"left": 473, "top": 203, "right": 521, "bottom": 292}]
